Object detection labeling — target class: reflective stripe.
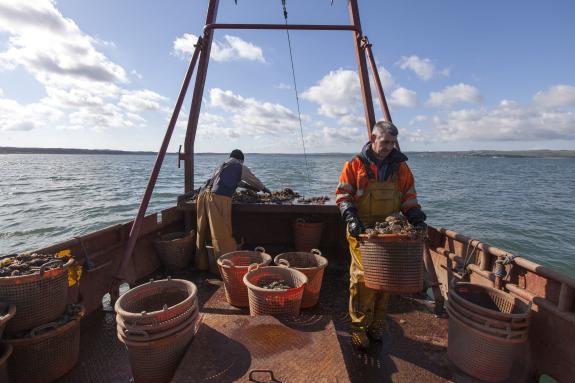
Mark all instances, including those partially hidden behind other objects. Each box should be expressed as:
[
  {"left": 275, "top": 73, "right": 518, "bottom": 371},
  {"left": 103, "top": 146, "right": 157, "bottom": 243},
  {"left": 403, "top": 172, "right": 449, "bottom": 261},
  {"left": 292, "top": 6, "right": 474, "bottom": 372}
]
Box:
[
  {"left": 336, "top": 193, "right": 352, "bottom": 200},
  {"left": 401, "top": 198, "right": 419, "bottom": 208},
  {"left": 337, "top": 182, "right": 355, "bottom": 193}
]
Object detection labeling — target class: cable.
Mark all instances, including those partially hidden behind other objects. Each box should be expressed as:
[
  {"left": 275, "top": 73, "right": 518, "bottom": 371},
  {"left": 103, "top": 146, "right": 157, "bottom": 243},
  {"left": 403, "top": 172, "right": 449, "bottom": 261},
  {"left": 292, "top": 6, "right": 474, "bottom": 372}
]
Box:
[{"left": 281, "top": 0, "right": 312, "bottom": 196}]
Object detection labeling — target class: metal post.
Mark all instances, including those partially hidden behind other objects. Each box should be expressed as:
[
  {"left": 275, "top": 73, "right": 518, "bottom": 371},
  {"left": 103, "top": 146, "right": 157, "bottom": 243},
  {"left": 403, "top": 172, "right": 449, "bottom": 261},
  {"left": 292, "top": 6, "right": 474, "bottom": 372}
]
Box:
[
  {"left": 184, "top": 0, "right": 220, "bottom": 193},
  {"left": 362, "top": 36, "right": 402, "bottom": 151},
  {"left": 348, "top": 0, "right": 375, "bottom": 138},
  {"left": 114, "top": 37, "right": 203, "bottom": 281},
  {"left": 362, "top": 37, "right": 392, "bottom": 123}
]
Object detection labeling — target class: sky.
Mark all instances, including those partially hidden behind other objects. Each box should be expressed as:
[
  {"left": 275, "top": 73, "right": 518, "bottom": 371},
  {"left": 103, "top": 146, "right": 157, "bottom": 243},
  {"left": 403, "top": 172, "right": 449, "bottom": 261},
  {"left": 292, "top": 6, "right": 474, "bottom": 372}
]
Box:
[{"left": 0, "top": 0, "right": 574, "bottom": 153}]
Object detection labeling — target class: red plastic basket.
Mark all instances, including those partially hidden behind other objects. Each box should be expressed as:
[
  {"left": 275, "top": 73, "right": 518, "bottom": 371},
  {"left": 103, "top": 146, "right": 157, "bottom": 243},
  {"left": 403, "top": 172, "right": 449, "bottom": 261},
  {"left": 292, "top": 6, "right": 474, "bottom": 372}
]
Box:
[
  {"left": 274, "top": 249, "right": 328, "bottom": 308},
  {"left": 243, "top": 264, "right": 307, "bottom": 316},
  {"left": 217, "top": 247, "right": 272, "bottom": 307}
]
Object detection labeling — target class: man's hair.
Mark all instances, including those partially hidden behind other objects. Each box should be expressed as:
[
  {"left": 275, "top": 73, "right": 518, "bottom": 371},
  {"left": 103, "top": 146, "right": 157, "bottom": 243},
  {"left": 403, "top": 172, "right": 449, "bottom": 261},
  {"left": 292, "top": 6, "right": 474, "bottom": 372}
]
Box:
[
  {"left": 229, "top": 149, "right": 244, "bottom": 161},
  {"left": 372, "top": 121, "right": 398, "bottom": 137}
]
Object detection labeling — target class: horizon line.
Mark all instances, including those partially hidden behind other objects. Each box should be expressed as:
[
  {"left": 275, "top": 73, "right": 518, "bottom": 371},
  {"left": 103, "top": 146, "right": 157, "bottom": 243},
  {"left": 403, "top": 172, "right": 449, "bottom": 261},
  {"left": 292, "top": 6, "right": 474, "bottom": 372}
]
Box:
[{"left": 2, "top": 146, "right": 575, "bottom": 155}]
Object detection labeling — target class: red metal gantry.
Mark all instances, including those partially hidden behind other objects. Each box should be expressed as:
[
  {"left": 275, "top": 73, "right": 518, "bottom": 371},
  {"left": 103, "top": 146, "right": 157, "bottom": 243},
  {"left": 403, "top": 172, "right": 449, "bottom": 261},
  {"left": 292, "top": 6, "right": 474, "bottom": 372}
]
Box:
[{"left": 114, "top": 0, "right": 394, "bottom": 286}]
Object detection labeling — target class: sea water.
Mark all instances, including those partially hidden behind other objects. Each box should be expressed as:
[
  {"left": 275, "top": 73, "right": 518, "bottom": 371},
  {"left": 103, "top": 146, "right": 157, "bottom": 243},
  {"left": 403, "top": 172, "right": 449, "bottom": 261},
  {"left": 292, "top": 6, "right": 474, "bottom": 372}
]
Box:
[{"left": 1, "top": 153, "right": 574, "bottom": 277}]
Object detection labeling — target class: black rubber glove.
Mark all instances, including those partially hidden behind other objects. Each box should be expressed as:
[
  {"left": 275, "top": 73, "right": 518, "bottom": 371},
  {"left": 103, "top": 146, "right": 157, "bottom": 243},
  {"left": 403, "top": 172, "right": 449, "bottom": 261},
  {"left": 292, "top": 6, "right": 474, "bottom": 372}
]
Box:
[
  {"left": 340, "top": 202, "right": 365, "bottom": 239},
  {"left": 413, "top": 221, "right": 428, "bottom": 234},
  {"left": 262, "top": 187, "right": 272, "bottom": 195},
  {"left": 347, "top": 216, "right": 365, "bottom": 239},
  {"left": 406, "top": 208, "right": 427, "bottom": 226}
]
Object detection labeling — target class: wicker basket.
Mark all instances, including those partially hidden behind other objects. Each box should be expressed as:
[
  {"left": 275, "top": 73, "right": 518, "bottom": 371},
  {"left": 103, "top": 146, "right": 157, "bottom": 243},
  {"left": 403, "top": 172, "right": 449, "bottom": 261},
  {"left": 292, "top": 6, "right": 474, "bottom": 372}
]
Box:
[
  {"left": 448, "top": 296, "right": 529, "bottom": 333},
  {"left": 217, "top": 247, "right": 273, "bottom": 307},
  {"left": 5, "top": 304, "right": 84, "bottom": 383},
  {"left": 243, "top": 264, "right": 308, "bottom": 316},
  {"left": 117, "top": 300, "right": 198, "bottom": 335},
  {"left": 293, "top": 218, "right": 323, "bottom": 252},
  {"left": 117, "top": 310, "right": 200, "bottom": 383},
  {"left": 0, "top": 258, "right": 74, "bottom": 334},
  {"left": 0, "top": 302, "right": 16, "bottom": 339},
  {"left": 447, "top": 304, "right": 524, "bottom": 382},
  {"left": 115, "top": 278, "right": 197, "bottom": 330},
  {"left": 447, "top": 304, "right": 528, "bottom": 341},
  {"left": 274, "top": 249, "right": 328, "bottom": 308},
  {"left": 0, "top": 343, "right": 12, "bottom": 383},
  {"left": 358, "top": 234, "right": 424, "bottom": 292},
  {"left": 154, "top": 231, "right": 195, "bottom": 271},
  {"left": 449, "top": 282, "right": 531, "bottom": 322},
  {"left": 117, "top": 306, "right": 199, "bottom": 342}
]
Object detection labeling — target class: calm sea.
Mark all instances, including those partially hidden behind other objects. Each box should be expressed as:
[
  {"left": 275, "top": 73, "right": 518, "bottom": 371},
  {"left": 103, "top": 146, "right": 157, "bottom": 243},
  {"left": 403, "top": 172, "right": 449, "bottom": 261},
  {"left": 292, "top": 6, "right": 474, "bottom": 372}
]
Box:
[{"left": 1, "top": 153, "right": 574, "bottom": 277}]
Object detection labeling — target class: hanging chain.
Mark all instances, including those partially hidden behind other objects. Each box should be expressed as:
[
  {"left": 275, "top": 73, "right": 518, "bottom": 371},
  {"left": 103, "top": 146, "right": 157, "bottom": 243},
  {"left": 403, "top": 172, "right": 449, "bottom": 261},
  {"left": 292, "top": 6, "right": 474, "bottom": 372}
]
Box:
[{"left": 281, "top": 0, "right": 312, "bottom": 196}]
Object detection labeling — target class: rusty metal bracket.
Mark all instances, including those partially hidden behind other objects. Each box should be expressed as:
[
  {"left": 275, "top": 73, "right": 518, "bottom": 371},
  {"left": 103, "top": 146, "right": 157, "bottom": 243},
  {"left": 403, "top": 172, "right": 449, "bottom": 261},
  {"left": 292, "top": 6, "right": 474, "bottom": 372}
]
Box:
[{"left": 248, "top": 369, "right": 282, "bottom": 383}]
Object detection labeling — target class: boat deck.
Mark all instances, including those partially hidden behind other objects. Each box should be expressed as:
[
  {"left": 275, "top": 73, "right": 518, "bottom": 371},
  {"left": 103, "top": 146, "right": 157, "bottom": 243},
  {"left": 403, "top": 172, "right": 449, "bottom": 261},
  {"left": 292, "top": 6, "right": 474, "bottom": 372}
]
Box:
[{"left": 55, "top": 266, "right": 491, "bottom": 383}]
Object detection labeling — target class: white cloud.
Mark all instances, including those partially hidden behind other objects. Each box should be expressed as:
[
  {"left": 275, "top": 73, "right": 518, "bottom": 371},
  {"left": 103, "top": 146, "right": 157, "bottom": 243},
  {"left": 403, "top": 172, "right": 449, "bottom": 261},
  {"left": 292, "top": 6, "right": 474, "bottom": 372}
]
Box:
[
  {"left": 209, "top": 88, "right": 299, "bottom": 136},
  {"left": 275, "top": 83, "right": 292, "bottom": 90},
  {"left": 130, "top": 69, "right": 143, "bottom": 80},
  {"left": 389, "top": 87, "right": 418, "bottom": 108},
  {"left": 302, "top": 69, "right": 361, "bottom": 122},
  {"left": 427, "top": 83, "right": 482, "bottom": 107},
  {"left": 0, "top": 1, "right": 126, "bottom": 84},
  {"left": 173, "top": 34, "right": 265, "bottom": 63},
  {"left": 397, "top": 55, "right": 449, "bottom": 81},
  {"left": 0, "top": 0, "right": 169, "bottom": 134},
  {"left": 302, "top": 66, "right": 398, "bottom": 125},
  {"left": 533, "top": 85, "right": 575, "bottom": 109},
  {"left": 435, "top": 100, "right": 575, "bottom": 141},
  {"left": 376, "top": 66, "right": 395, "bottom": 89},
  {"left": 0, "top": 97, "right": 63, "bottom": 131},
  {"left": 410, "top": 115, "right": 428, "bottom": 125},
  {"left": 119, "top": 90, "right": 167, "bottom": 113},
  {"left": 68, "top": 104, "right": 137, "bottom": 132},
  {"left": 194, "top": 112, "right": 236, "bottom": 138}
]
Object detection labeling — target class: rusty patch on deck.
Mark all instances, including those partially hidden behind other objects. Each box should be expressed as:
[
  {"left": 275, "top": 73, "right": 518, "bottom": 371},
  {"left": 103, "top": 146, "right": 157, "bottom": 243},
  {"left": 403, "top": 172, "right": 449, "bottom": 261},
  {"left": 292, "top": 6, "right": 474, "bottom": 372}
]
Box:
[{"left": 172, "top": 314, "right": 350, "bottom": 383}]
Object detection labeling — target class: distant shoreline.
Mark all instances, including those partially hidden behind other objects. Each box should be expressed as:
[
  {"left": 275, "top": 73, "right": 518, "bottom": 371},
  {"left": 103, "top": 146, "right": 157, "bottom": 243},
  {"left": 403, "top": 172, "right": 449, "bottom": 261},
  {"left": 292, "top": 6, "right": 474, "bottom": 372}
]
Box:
[{"left": 1, "top": 147, "right": 574, "bottom": 158}]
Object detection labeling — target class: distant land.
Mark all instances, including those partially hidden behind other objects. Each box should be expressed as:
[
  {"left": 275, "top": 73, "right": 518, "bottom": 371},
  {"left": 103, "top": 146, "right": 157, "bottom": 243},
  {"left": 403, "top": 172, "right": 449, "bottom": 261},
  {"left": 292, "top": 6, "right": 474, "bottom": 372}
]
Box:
[{"left": 1, "top": 147, "right": 575, "bottom": 158}]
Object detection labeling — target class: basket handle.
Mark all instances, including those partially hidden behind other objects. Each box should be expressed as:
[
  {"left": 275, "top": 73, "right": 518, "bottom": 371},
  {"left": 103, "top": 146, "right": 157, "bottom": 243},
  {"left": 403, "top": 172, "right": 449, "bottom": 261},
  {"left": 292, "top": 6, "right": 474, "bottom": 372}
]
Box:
[
  {"left": 39, "top": 259, "right": 65, "bottom": 276},
  {"left": 247, "top": 263, "right": 260, "bottom": 273},
  {"left": 311, "top": 249, "right": 322, "bottom": 257},
  {"left": 277, "top": 259, "right": 290, "bottom": 268},
  {"left": 295, "top": 218, "right": 306, "bottom": 224},
  {"left": 220, "top": 259, "right": 235, "bottom": 269},
  {"left": 123, "top": 328, "right": 151, "bottom": 339},
  {"left": 254, "top": 246, "right": 266, "bottom": 254},
  {"left": 1, "top": 303, "right": 17, "bottom": 321},
  {"left": 30, "top": 321, "right": 60, "bottom": 337},
  {"left": 248, "top": 369, "right": 281, "bottom": 383}
]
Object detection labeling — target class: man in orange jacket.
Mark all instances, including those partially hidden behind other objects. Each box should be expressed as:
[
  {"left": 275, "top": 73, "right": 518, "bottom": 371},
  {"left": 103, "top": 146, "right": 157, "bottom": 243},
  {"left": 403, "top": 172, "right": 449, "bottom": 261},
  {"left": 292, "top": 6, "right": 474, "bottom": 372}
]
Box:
[{"left": 336, "top": 121, "right": 427, "bottom": 349}]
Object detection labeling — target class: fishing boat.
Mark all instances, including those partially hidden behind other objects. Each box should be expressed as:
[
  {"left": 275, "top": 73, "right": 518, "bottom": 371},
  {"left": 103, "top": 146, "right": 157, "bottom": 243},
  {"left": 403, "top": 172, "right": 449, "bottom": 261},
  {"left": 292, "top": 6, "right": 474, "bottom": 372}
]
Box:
[{"left": 1, "top": 1, "right": 573, "bottom": 382}]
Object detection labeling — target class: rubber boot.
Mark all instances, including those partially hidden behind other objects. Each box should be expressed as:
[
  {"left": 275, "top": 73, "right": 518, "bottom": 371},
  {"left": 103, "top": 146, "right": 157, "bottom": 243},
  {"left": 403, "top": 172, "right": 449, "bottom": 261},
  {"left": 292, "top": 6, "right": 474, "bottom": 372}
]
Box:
[
  {"left": 367, "top": 319, "right": 388, "bottom": 342},
  {"left": 351, "top": 328, "right": 370, "bottom": 350}
]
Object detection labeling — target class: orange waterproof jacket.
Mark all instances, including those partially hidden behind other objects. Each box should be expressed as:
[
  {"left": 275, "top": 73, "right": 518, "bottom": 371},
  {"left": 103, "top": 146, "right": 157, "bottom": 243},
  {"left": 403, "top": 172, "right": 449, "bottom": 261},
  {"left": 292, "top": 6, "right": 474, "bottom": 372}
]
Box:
[{"left": 336, "top": 146, "right": 421, "bottom": 215}]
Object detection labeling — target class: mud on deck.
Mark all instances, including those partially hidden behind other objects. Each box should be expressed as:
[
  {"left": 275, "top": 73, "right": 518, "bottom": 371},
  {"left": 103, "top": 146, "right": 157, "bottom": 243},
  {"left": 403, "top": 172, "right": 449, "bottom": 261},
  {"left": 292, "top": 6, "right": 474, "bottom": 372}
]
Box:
[{"left": 57, "top": 267, "right": 478, "bottom": 383}]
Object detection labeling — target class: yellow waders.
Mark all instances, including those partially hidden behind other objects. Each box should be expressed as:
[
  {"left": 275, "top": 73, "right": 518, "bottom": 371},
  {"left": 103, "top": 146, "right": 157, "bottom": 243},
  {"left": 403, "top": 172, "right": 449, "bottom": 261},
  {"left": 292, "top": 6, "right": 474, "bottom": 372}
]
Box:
[
  {"left": 347, "top": 173, "right": 401, "bottom": 331},
  {"left": 195, "top": 190, "right": 238, "bottom": 270}
]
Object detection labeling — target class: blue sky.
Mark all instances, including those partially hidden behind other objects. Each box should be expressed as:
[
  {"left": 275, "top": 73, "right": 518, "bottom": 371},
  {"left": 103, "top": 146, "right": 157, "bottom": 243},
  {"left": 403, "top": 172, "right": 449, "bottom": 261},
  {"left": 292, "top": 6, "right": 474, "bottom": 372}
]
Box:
[{"left": 0, "top": 0, "right": 574, "bottom": 153}]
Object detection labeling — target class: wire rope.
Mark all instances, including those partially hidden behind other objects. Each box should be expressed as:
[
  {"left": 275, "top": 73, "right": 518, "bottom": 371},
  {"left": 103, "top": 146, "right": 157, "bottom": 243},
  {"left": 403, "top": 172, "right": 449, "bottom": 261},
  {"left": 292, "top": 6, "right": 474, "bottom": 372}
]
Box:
[{"left": 280, "top": 0, "right": 312, "bottom": 196}]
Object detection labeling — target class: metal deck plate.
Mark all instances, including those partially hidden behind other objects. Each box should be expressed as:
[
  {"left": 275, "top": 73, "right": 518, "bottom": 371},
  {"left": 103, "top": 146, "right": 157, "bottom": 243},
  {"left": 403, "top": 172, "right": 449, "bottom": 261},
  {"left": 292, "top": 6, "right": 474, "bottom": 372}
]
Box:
[{"left": 172, "top": 313, "right": 350, "bottom": 383}]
